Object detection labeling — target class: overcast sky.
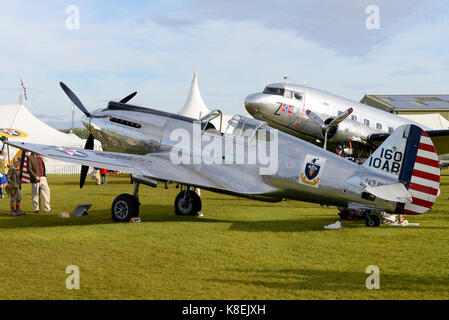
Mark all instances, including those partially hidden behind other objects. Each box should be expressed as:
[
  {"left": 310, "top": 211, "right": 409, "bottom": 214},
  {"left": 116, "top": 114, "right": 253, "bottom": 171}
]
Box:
[{"left": 1, "top": 0, "right": 448, "bottom": 128}]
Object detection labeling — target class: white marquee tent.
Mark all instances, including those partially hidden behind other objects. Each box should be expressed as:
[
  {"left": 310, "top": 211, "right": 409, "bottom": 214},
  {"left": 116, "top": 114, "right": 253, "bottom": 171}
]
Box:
[
  {"left": 0, "top": 103, "right": 92, "bottom": 174},
  {"left": 179, "top": 72, "right": 233, "bottom": 132},
  {"left": 400, "top": 113, "right": 449, "bottom": 130}
]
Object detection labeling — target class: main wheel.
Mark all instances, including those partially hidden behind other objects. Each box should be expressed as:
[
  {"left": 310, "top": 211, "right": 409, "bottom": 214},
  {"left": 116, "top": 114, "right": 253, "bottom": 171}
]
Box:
[
  {"left": 111, "top": 193, "right": 139, "bottom": 222},
  {"left": 365, "top": 214, "right": 381, "bottom": 227},
  {"left": 174, "top": 190, "right": 202, "bottom": 216}
]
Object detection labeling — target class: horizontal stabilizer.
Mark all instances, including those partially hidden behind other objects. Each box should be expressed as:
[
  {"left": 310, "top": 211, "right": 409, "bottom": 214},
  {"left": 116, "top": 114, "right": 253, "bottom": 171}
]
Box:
[{"left": 364, "top": 183, "right": 412, "bottom": 204}]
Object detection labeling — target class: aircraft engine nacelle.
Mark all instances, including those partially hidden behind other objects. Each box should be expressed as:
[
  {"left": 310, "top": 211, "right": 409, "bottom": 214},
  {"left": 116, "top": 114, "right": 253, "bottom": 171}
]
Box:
[{"left": 321, "top": 118, "right": 372, "bottom": 145}]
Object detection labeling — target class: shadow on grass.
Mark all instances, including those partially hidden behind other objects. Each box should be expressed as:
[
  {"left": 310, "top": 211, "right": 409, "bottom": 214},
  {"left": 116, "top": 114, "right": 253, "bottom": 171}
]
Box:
[
  {"left": 208, "top": 268, "right": 449, "bottom": 292},
  {"left": 0, "top": 203, "right": 348, "bottom": 232}
]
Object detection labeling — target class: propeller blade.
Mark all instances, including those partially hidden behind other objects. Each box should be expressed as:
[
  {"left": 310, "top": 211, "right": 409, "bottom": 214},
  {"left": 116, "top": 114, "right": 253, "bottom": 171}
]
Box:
[
  {"left": 305, "top": 110, "right": 325, "bottom": 128},
  {"left": 80, "top": 134, "right": 94, "bottom": 188},
  {"left": 329, "top": 107, "right": 353, "bottom": 127},
  {"left": 60, "top": 82, "right": 92, "bottom": 118},
  {"left": 80, "top": 165, "right": 89, "bottom": 189},
  {"left": 119, "top": 91, "right": 137, "bottom": 104},
  {"left": 84, "top": 133, "right": 94, "bottom": 150}
]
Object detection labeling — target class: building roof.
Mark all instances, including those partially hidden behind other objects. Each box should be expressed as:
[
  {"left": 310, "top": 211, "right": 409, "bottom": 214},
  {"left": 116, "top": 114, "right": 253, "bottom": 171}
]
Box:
[{"left": 361, "top": 94, "right": 449, "bottom": 110}]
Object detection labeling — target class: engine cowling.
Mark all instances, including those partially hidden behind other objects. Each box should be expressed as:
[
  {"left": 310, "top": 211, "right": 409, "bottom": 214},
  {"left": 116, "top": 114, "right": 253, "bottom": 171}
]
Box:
[{"left": 321, "top": 118, "right": 373, "bottom": 145}]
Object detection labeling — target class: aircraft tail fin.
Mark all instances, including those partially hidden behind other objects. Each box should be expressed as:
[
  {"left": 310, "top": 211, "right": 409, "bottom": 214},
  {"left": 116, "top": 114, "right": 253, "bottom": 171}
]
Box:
[{"left": 363, "top": 124, "right": 440, "bottom": 215}]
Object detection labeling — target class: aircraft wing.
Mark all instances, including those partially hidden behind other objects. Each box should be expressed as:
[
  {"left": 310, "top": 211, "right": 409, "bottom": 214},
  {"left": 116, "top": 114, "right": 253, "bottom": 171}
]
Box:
[
  {"left": 3, "top": 140, "right": 277, "bottom": 195},
  {"left": 368, "top": 129, "right": 449, "bottom": 155}
]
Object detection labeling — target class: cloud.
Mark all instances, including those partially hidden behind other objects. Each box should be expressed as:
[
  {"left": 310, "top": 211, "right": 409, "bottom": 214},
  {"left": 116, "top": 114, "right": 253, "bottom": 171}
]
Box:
[
  {"left": 0, "top": 0, "right": 449, "bottom": 130},
  {"left": 181, "top": 0, "right": 432, "bottom": 56}
]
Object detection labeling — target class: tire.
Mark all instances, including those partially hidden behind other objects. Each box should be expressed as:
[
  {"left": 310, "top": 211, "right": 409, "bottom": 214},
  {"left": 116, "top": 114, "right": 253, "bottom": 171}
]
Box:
[
  {"left": 111, "top": 193, "right": 139, "bottom": 222},
  {"left": 365, "top": 214, "right": 381, "bottom": 227},
  {"left": 174, "top": 190, "right": 202, "bottom": 216}
]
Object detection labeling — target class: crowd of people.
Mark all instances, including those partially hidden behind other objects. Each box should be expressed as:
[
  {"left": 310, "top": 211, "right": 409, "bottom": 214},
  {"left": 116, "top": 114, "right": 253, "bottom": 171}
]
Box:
[{"left": 0, "top": 152, "right": 53, "bottom": 216}]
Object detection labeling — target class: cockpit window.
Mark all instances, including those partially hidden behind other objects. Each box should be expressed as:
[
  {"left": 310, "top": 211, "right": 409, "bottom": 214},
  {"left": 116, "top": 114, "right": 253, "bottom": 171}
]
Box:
[
  {"left": 294, "top": 92, "right": 302, "bottom": 100},
  {"left": 284, "top": 90, "right": 293, "bottom": 99},
  {"left": 225, "top": 115, "right": 272, "bottom": 141},
  {"left": 263, "top": 87, "right": 285, "bottom": 96}
]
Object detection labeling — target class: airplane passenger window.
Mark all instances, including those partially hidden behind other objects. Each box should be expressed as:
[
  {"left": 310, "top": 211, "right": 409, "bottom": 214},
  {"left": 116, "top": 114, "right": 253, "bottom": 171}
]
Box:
[
  {"left": 376, "top": 123, "right": 382, "bottom": 130},
  {"left": 351, "top": 115, "right": 357, "bottom": 122},
  {"left": 294, "top": 92, "right": 302, "bottom": 100},
  {"left": 388, "top": 127, "right": 394, "bottom": 133},
  {"left": 364, "top": 119, "right": 370, "bottom": 127},
  {"left": 263, "top": 87, "right": 285, "bottom": 96}
]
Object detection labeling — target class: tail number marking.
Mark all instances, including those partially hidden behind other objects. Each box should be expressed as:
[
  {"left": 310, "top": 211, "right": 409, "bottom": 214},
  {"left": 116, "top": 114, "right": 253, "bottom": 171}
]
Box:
[{"left": 368, "top": 148, "right": 402, "bottom": 174}]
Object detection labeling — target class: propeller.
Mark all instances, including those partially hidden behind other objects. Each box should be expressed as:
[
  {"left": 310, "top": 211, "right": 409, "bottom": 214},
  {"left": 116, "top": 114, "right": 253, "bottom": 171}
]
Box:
[
  {"left": 306, "top": 107, "right": 353, "bottom": 150},
  {"left": 60, "top": 82, "right": 137, "bottom": 117},
  {"left": 60, "top": 82, "right": 92, "bottom": 118},
  {"left": 79, "top": 134, "right": 94, "bottom": 189},
  {"left": 59, "top": 82, "right": 137, "bottom": 188},
  {"left": 119, "top": 91, "right": 137, "bottom": 103}
]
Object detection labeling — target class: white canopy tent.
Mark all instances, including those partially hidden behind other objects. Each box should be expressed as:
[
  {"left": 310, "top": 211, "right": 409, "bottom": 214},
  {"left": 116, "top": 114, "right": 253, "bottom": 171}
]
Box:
[
  {"left": 0, "top": 103, "right": 97, "bottom": 174},
  {"left": 179, "top": 71, "right": 210, "bottom": 119},
  {"left": 400, "top": 113, "right": 449, "bottom": 129},
  {"left": 179, "top": 71, "right": 233, "bottom": 132}
]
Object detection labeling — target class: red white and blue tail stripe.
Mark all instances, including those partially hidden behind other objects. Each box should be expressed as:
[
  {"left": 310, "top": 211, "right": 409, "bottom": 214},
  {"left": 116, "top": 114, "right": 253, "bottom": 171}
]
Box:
[{"left": 397, "top": 128, "right": 440, "bottom": 215}]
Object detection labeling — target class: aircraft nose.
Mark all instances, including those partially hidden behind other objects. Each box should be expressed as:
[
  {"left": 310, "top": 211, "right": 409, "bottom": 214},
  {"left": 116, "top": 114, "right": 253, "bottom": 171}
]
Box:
[{"left": 244, "top": 93, "right": 266, "bottom": 115}]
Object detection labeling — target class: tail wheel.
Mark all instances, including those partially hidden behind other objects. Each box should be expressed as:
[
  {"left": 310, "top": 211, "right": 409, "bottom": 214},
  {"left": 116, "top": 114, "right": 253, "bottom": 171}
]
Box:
[
  {"left": 174, "top": 190, "right": 202, "bottom": 216},
  {"left": 111, "top": 193, "right": 139, "bottom": 222},
  {"left": 365, "top": 214, "right": 380, "bottom": 227}
]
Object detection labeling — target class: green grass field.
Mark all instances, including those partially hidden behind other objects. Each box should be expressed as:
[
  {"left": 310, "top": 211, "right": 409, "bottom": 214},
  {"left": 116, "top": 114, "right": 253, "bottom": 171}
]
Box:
[{"left": 1, "top": 172, "right": 449, "bottom": 300}]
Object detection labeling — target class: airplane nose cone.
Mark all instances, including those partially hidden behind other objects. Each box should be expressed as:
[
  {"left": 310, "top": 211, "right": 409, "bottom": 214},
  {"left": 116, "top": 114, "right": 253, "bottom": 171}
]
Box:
[{"left": 244, "top": 93, "right": 264, "bottom": 115}]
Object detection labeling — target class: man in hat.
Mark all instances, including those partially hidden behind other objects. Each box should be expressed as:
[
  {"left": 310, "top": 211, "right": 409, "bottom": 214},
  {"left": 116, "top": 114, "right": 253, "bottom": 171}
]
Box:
[
  {"left": 335, "top": 145, "right": 346, "bottom": 158},
  {"left": 28, "top": 152, "right": 53, "bottom": 213}
]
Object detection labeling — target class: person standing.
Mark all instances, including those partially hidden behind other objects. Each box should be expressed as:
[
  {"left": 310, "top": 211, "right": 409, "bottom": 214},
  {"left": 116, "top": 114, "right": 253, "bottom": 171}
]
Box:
[
  {"left": 6, "top": 158, "right": 25, "bottom": 216},
  {"left": 28, "top": 153, "right": 53, "bottom": 213},
  {"left": 0, "top": 151, "right": 7, "bottom": 199},
  {"left": 100, "top": 168, "right": 108, "bottom": 185}
]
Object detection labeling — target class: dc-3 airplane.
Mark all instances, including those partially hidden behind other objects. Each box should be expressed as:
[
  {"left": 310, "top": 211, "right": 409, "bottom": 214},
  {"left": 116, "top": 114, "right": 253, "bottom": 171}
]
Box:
[
  {"left": 1, "top": 83, "right": 441, "bottom": 227},
  {"left": 245, "top": 83, "right": 449, "bottom": 157}
]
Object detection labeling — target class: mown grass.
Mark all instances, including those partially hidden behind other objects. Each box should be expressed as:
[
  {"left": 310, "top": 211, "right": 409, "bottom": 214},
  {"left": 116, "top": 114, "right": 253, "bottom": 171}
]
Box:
[{"left": 1, "top": 172, "right": 449, "bottom": 300}]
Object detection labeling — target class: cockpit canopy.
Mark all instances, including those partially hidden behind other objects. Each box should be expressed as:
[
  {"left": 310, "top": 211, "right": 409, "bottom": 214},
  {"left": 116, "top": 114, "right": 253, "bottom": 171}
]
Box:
[
  {"left": 225, "top": 115, "right": 273, "bottom": 141},
  {"left": 263, "top": 86, "right": 303, "bottom": 100}
]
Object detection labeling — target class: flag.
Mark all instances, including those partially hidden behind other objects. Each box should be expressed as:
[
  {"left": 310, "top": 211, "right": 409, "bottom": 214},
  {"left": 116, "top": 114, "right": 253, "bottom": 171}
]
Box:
[
  {"left": 20, "top": 79, "right": 27, "bottom": 100},
  {"left": 21, "top": 152, "right": 30, "bottom": 184},
  {"left": 281, "top": 104, "right": 295, "bottom": 114}
]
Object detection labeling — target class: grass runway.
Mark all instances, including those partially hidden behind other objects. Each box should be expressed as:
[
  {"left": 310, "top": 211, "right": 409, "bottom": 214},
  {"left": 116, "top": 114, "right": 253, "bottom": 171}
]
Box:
[{"left": 1, "top": 173, "right": 449, "bottom": 299}]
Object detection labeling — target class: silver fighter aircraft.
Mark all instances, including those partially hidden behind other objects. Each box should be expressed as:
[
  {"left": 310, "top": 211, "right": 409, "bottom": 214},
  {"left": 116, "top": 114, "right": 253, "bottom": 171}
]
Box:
[
  {"left": 245, "top": 83, "right": 449, "bottom": 157},
  {"left": 1, "top": 83, "right": 441, "bottom": 227}
]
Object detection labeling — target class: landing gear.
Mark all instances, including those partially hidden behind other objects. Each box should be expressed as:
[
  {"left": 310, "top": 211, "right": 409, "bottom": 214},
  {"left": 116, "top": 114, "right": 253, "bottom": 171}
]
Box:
[
  {"left": 111, "top": 194, "right": 139, "bottom": 222},
  {"left": 338, "top": 207, "right": 364, "bottom": 220},
  {"left": 364, "top": 212, "right": 381, "bottom": 227},
  {"left": 111, "top": 181, "right": 140, "bottom": 222},
  {"left": 174, "top": 188, "right": 202, "bottom": 216}
]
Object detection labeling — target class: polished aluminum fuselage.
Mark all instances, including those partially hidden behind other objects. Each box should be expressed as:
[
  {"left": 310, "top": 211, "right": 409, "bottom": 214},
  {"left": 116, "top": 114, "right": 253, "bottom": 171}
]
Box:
[
  {"left": 245, "top": 83, "right": 428, "bottom": 148},
  {"left": 83, "top": 102, "right": 399, "bottom": 212}
]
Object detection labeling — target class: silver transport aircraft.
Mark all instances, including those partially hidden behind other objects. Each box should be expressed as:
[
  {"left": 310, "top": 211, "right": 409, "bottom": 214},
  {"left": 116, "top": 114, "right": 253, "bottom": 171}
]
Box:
[
  {"left": 245, "top": 83, "right": 449, "bottom": 157},
  {"left": 1, "top": 83, "right": 441, "bottom": 227}
]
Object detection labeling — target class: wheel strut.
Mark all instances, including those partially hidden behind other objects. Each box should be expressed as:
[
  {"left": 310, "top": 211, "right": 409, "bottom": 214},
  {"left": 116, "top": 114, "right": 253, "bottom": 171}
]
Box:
[{"left": 133, "top": 181, "right": 140, "bottom": 198}]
